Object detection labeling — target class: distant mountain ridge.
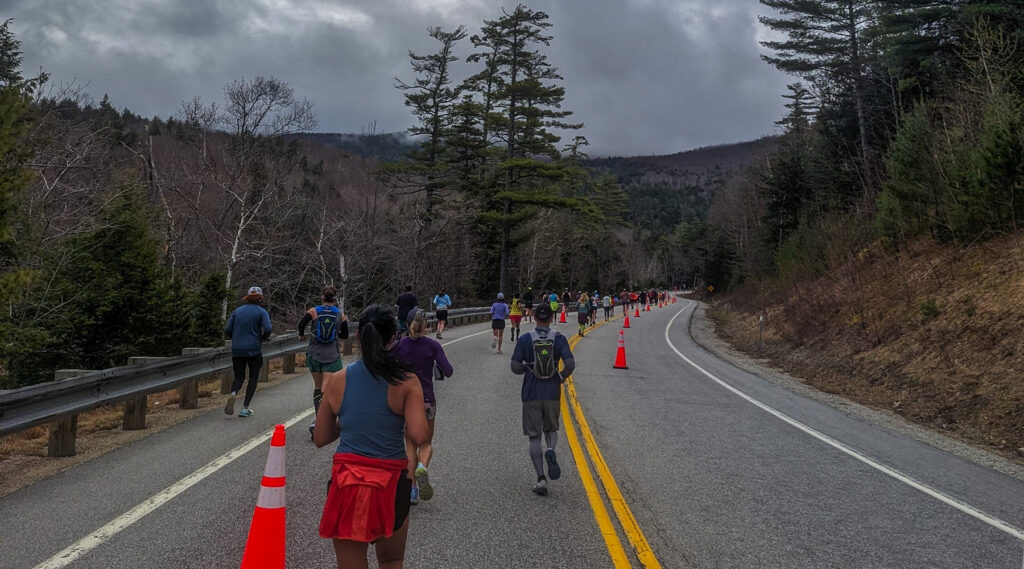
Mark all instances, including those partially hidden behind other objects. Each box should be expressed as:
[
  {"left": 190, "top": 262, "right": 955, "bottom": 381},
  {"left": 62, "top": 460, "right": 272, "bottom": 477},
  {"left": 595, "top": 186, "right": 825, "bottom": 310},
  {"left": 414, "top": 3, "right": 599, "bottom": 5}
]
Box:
[{"left": 585, "top": 137, "right": 778, "bottom": 228}]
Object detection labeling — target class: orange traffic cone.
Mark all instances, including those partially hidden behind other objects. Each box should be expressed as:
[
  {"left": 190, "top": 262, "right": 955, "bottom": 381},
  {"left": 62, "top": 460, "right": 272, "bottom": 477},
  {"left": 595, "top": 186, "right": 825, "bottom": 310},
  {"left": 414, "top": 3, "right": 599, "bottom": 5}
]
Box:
[
  {"left": 623, "top": 314, "right": 631, "bottom": 328},
  {"left": 559, "top": 310, "right": 567, "bottom": 324},
  {"left": 646, "top": 304, "right": 650, "bottom": 312},
  {"left": 634, "top": 307, "right": 640, "bottom": 318},
  {"left": 613, "top": 329, "right": 628, "bottom": 369},
  {"left": 240, "top": 425, "right": 287, "bottom": 569},
  {"left": 658, "top": 301, "right": 663, "bottom": 308}
]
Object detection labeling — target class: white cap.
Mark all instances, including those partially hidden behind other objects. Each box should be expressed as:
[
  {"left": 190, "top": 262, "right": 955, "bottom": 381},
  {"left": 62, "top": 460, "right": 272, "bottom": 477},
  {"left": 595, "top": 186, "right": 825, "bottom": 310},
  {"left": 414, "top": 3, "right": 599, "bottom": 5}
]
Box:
[
  {"left": 248, "top": 286, "right": 263, "bottom": 295},
  {"left": 497, "top": 292, "right": 505, "bottom": 300}
]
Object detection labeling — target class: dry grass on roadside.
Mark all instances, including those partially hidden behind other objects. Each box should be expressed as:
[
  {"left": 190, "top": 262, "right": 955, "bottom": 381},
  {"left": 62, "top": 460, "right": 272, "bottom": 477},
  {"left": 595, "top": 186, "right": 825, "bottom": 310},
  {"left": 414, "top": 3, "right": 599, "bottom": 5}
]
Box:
[
  {"left": 708, "top": 233, "right": 1024, "bottom": 458},
  {"left": 0, "top": 355, "right": 310, "bottom": 497}
]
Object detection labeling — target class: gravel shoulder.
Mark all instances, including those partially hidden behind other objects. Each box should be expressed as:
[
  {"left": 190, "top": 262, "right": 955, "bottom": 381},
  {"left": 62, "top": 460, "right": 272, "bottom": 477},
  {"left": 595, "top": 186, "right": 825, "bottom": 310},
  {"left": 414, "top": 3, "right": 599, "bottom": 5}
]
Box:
[{"left": 688, "top": 300, "right": 1024, "bottom": 483}]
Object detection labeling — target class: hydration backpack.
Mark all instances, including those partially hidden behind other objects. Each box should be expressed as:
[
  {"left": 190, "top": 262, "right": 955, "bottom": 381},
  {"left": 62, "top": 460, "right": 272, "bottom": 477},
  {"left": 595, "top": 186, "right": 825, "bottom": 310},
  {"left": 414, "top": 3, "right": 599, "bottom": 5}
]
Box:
[
  {"left": 313, "top": 305, "right": 340, "bottom": 343},
  {"left": 528, "top": 329, "right": 561, "bottom": 381}
]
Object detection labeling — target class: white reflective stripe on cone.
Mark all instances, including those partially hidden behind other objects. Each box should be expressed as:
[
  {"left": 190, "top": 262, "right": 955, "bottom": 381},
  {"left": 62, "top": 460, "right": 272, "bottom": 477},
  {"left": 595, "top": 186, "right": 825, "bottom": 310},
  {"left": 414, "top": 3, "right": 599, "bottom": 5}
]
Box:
[
  {"left": 263, "top": 446, "right": 285, "bottom": 478},
  {"left": 256, "top": 485, "right": 286, "bottom": 509}
]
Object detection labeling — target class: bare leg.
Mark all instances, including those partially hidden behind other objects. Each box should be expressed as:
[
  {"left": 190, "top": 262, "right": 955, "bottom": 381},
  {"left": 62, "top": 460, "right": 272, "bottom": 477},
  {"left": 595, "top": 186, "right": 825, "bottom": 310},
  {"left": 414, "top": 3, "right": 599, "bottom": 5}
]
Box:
[
  {"left": 420, "top": 420, "right": 435, "bottom": 468},
  {"left": 497, "top": 329, "right": 505, "bottom": 353},
  {"left": 375, "top": 518, "right": 410, "bottom": 569},
  {"left": 406, "top": 435, "right": 418, "bottom": 489},
  {"left": 333, "top": 539, "right": 370, "bottom": 569}
]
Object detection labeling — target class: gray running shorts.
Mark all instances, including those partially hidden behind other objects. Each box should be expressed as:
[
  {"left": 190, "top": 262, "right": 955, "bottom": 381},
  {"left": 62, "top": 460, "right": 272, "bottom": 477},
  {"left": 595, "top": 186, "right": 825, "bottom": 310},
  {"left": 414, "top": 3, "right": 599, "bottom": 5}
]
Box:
[{"left": 522, "top": 399, "right": 560, "bottom": 437}]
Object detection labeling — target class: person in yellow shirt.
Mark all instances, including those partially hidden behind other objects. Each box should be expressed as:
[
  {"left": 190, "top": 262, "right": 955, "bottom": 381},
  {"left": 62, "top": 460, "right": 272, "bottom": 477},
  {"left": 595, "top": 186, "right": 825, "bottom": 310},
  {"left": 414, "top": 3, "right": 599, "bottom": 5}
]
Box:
[{"left": 509, "top": 292, "right": 524, "bottom": 342}]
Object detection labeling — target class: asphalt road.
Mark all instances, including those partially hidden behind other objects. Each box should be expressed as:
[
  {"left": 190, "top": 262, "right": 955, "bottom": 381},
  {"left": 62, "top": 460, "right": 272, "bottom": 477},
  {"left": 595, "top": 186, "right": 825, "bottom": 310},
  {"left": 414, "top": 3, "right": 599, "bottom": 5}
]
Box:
[{"left": 2, "top": 301, "right": 1022, "bottom": 568}]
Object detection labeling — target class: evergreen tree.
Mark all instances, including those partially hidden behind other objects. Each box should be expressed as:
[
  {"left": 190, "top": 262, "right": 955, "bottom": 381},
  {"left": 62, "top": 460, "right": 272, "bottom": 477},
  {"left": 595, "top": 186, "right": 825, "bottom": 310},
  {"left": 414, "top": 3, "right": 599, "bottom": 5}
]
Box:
[
  {"left": 760, "top": 0, "right": 876, "bottom": 183},
  {"left": 467, "top": 4, "right": 582, "bottom": 293},
  {"left": 394, "top": 25, "right": 468, "bottom": 221},
  {"left": 776, "top": 82, "right": 817, "bottom": 134}
]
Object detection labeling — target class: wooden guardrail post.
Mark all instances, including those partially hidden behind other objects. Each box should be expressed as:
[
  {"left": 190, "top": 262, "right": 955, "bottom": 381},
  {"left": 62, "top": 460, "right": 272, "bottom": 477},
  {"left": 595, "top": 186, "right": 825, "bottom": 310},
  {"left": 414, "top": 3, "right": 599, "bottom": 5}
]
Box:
[
  {"left": 282, "top": 330, "right": 297, "bottom": 374},
  {"left": 178, "top": 348, "right": 212, "bottom": 409},
  {"left": 342, "top": 336, "right": 355, "bottom": 356},
  {"left": 48, "top": 369, "right": 86, "bottom": 457},
  {"left": 222, "top": 340, "right": 234, "bottom": 394},
  {"left": 124, "top": 357, "right": 167, "bottom": 430}
]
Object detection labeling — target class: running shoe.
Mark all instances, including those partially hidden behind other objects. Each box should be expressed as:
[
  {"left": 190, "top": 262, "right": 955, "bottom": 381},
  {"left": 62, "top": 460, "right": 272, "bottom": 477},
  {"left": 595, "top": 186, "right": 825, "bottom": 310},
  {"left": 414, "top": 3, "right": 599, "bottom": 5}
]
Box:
[
  {"left": 545, "top": 449, "right": 561, "bottom": 480},
  {"left": 308, "top": 421, "right": 315, "bottom": 440},
  {"left": 410, "top": 486, "right": 420, "bottom": 505},
  {"left": 532, "top": 478, "right": 548, "bottom": 496},
  {"left": 416, "top": 466, "right": 433, "bottom": 501},
  {"left": 491, "top": 338, "right": 497, "bottom": 349},
  {"left": 436, "top": 332, "right": 442, "bottom": 339},
  {"left": 238, "top": 408, "right": 253, "bottom": 418},
  {"left": 224, "top": 393, "right": 236, "bottom": 415}
]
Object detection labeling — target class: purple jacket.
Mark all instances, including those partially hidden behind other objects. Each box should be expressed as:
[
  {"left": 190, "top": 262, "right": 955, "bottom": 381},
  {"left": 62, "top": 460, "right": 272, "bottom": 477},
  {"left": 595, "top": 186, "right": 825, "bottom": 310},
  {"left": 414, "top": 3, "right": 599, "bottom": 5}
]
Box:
[
  {"left": 490, "top": 302, "right": 509, "bottom": 320},
  {"left": 391, "top": 336, "right": 453, "bottom": 405}
]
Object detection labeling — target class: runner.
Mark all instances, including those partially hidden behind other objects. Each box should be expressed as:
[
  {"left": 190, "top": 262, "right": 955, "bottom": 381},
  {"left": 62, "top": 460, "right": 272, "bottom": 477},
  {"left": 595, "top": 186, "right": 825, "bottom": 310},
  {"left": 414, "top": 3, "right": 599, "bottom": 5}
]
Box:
[
  {"left": 509, "top": 292, "right": 523, "bottom": 342},
  {"left": 548, "top": 290, "right": 559, "bottom": 320},
  {"left": 432, "top": 289, "right": 451, "bottom": 339},
  {"left": 391, "top": 308, "right": 453, "bottom": 505},
  {"left": 490, "top": 293, "right": 510, "bottom": 354},
  {"left": 602, "top": 293, "right": 613, "bottom": 320},
  {"left": 560, "top": 288, "right": 571, "bottom": 318},
  {"left": 522, "top": 287, "right": 534, "bottom": 323},
  {"left": 590, "top": 292, "right": 599, "bottom": 326},
  {"left": 510, "top": 303, "right": 574, "bottom": 496},
  {"left": 298, "top": 285, "right": 349, "bottom": 437},
  {"left": 314, "top": 304, "right": 427, "bottom": 568},
  {"left": 223, "top": 286, "right": 272, "bottom": 418},
  {"left": 576, "top": 292, "right": 590, "bottom": 337},
  {"left": 619, "top": 290, "right": 629, "bottom": 316},
  {"left": 395, "top": 285, "right": 418, "bottom": 337}
]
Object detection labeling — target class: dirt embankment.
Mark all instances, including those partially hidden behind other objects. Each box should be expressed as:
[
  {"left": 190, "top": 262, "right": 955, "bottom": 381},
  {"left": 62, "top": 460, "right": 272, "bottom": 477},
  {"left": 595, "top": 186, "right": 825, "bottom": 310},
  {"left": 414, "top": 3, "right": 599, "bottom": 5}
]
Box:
[{"left": 708, "top": 233, "right": 1024, "bottom": 458}]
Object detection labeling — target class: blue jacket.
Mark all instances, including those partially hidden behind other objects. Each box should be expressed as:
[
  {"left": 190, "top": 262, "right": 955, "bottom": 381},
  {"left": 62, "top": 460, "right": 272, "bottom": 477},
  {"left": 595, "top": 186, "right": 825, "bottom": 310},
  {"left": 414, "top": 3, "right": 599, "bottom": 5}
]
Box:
[{"left": 224, "top": 304, "right": 273, "bottom": 357}]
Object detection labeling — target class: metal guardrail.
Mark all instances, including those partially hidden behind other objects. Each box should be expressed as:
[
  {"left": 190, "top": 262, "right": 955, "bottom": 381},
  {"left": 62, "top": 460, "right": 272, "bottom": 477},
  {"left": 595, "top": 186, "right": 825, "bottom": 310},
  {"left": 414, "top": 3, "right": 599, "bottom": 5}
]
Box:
[{"left": 0, "top": 304, "right": 499, "bottom": 455}]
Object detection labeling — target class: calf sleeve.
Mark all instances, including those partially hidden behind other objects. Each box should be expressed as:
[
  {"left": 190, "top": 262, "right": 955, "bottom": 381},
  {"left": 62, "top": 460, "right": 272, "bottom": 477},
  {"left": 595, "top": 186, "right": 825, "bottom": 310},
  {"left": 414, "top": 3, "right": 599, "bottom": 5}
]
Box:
[
  {"left": 529, "top": 436, "right": 545, "bottom": 478},
  {"left": 545, "top": 431, "right": 558, "bottom": 452},
  {"left": 313, "top": 389, "right": 323, "bottom": 414}
]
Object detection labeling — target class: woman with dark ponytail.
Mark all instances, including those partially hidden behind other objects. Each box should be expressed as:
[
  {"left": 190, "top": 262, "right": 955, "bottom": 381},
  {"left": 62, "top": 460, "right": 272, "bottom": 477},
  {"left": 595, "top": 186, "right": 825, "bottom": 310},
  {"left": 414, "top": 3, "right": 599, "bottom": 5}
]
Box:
[{"left": 314, "top": 304, "right": 427, "bottom": 568}]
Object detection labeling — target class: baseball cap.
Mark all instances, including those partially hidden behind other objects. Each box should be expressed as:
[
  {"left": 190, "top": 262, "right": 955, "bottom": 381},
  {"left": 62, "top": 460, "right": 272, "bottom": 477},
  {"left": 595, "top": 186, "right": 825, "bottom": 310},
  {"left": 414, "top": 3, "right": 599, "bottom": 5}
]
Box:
[
  {"left": 534, "top": 303, "right": 553, "bottom": 321},
  {"left": 247, "top": 286, "right": 263, "bottom": 296},
  {"left": 497, "top": 292, "right": 505, "bottom": 300}
]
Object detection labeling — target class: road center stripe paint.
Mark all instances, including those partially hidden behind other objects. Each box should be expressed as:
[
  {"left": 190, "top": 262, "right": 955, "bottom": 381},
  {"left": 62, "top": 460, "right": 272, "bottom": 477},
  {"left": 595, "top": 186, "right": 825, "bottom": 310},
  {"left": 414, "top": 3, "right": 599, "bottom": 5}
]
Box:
[
  {"left": 565, "top": 320, "right": 663, "bottom": 569},
  {"left": 32, "top": 409, "right": 314, "bottom": 569},
  {"left": 561, "top": 391, "right": 632, "bottom": 569},
  {"left": 667, "top": 301, "right": 1024, "bottom": 543}
]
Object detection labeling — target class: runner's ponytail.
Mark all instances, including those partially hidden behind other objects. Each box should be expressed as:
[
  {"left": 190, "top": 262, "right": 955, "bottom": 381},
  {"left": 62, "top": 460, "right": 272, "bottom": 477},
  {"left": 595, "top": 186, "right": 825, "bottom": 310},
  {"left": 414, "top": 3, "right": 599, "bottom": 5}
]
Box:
[{"left": 358, "top": 304, "right": 412, "bottom": 385}]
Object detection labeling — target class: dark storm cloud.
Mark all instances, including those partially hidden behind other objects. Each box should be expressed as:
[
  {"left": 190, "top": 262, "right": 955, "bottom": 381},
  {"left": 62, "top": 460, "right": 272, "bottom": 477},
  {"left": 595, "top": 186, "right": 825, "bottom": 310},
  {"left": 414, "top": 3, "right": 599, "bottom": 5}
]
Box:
[{"left": 5, "top": 0, "right": 790, "bottom": 156}]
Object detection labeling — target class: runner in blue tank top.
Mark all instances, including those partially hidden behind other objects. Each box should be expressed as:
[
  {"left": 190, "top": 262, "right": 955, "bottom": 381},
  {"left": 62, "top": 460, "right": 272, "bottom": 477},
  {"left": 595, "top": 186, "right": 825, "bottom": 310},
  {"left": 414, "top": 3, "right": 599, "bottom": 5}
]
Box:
[{"left": 314, "top": 305, "right": 428, "bottom": 568}]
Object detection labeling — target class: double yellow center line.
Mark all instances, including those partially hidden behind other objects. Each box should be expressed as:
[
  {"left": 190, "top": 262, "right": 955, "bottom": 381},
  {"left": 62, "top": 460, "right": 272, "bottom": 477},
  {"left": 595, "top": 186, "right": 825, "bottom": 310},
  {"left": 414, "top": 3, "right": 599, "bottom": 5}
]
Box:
[{"left": 560, "top": 317, "right": 662, "bottom": 569}]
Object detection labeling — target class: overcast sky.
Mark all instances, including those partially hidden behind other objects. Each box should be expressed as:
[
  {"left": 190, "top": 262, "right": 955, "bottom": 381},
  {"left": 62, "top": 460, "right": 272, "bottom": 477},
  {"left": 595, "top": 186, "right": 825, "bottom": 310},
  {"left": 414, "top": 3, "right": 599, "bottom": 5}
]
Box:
[{"left": 4, "top": 0, "right": 791, "bottom": 157}]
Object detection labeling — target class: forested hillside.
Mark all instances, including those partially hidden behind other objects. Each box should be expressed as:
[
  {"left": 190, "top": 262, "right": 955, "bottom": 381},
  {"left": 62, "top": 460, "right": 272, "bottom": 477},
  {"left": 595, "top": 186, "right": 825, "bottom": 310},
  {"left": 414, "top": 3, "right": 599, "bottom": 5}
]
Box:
[
  {"left": 0, "top": 7, "right": 688, "bottom": 388},
  {"left": 695, "top": 1, "right": 1024, "bottom": 453}
]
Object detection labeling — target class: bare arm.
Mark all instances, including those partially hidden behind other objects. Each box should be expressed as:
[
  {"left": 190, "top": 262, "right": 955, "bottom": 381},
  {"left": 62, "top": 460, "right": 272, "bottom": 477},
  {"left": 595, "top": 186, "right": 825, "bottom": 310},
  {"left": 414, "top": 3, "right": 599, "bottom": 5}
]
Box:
[{"left": 399, "top": 376, "right": 428, "bottom": 446}]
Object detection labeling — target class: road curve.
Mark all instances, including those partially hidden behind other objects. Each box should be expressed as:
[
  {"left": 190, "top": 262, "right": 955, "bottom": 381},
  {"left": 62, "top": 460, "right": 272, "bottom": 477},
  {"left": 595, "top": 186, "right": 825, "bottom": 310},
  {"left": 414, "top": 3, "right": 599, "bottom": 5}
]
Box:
[{"left": 1, "top": 301, "right": 1022, "bottom": 568}]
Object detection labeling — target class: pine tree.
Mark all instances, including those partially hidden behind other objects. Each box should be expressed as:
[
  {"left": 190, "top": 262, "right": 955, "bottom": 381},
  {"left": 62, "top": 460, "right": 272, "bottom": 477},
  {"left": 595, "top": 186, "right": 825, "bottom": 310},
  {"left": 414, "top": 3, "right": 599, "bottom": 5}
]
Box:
[
  {"left": 394, "top": 25, "right": 468, "bottom": 221},
  {"left": 776, "top": 82, "right": 817, "bottom": 134},
  {"left": 760, "top": 0, "right": 876, "bottom": 184},
  {"left": 467, "top": 4, "right": 582, "bottom": 293}
]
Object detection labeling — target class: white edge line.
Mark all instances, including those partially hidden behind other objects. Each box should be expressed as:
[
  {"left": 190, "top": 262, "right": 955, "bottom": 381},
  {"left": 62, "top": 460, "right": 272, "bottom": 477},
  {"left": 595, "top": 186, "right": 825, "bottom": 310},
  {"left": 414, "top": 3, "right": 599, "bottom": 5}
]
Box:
[
  {"left": 32, "top": 409, "right": 314, "bottom": 569},
  {"left": 667, "top": 300, "right": 1024, "bottom": 543},
  {"left": 440, "top": 328, "right": 491, "bottom": 347}
]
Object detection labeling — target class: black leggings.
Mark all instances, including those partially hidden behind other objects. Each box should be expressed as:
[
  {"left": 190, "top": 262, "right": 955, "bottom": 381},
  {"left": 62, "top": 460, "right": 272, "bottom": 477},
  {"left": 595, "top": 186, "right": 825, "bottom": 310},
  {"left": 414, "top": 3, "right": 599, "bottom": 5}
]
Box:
[{"left": 231, "top": 355, "right": 263, "bottom": 406}]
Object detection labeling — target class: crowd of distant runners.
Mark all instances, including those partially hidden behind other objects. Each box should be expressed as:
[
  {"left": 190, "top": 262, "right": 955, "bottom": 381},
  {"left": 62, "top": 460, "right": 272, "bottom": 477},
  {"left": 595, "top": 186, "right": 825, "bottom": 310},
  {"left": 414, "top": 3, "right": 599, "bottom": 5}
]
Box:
[{"left": 221, "top": 282, "right": 670, "bottom": 567}]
